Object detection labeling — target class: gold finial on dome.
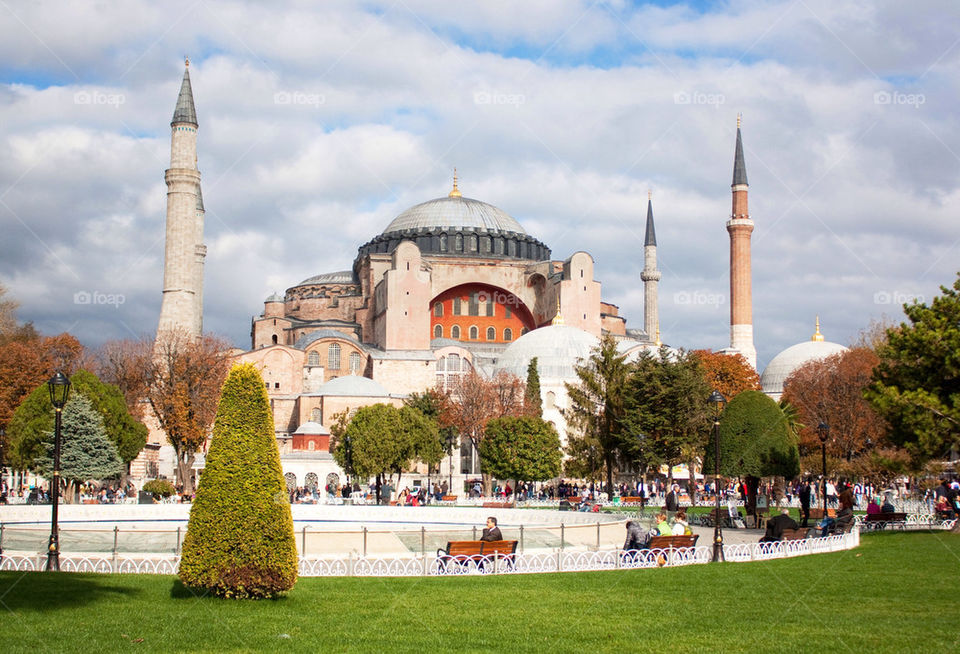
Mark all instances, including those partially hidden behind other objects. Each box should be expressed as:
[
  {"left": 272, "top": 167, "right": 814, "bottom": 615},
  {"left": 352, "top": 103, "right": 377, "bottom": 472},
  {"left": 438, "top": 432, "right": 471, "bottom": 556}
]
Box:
[
  {"left": 655, "top": 323, "right": 661, "bottom": 346},
  {"left": 812, "top": 316, "right": 824, "bottom": 342},
  {"left": 551, "top": 295, "right": 564, "bottom": 326},
  {"left": 448, "top": 168, "right": 462, "bottom": 198}
]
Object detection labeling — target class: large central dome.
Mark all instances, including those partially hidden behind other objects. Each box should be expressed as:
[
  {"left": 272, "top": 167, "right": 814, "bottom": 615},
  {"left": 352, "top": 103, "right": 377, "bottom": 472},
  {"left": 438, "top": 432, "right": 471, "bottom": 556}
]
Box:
[{"left": 382, "top": 196, "right": 527, "bottom": 236}]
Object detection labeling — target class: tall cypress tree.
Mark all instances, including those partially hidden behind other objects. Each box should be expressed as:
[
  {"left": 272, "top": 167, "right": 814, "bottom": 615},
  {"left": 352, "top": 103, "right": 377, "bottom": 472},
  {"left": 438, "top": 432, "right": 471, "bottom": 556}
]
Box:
[
  {"left": 525, "top": 357, "right": 542, "bottom": 417},
  {"left": 178, "top": 363, "right": 297, "bottom": 599}
]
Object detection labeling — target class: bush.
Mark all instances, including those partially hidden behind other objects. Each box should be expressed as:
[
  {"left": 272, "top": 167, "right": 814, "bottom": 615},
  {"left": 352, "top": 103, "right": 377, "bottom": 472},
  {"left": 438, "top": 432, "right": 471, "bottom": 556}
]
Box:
[
  {"left": 178, "top": 363, "right": 298, "bottom": 598},
  {"left": 143, "top": 479, "right": 176, "bottom": 498}
]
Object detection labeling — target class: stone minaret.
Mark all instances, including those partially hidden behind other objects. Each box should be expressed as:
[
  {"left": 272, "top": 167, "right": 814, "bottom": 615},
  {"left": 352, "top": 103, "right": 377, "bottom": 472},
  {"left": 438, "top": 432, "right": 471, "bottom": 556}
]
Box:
[
  {"left": 157, "top": 59, "right": 205, "bottom": 338},
  {"left": 640, "top": 191, "right": 661, "bottom": 342},
  {"left": 727, "top": 114, "right": 756, "bottom": 368}
]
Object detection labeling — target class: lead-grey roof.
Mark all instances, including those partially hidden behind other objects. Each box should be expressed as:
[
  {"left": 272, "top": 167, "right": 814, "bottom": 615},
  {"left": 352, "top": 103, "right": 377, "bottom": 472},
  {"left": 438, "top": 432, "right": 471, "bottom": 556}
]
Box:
[
  {"left": 644, "top": 197, "right": 656, "bottom": 246},
  {"left": 294, "top": 329, "right": 361, "bottom": 350},
  {"left": 381, "top": 196, "right": 527, "bottom": 235},
  {"left": 172, "top": 66, "right": 198, "bottom": 126},
  {"left": 297, "top": 270, "right": 356, "bottom": 286},
  {"left": 265, "top": 292, "right": 284, "bottom": 302},
  {"left": 309, "top": 375, "right": 396, "bottom": 398},
  {"left": 732, "top": 127, "right": 748, "bottom": 186}
]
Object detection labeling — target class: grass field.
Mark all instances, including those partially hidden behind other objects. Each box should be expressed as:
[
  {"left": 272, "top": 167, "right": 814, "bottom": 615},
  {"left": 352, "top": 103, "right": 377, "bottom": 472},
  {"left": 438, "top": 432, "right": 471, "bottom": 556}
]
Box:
[{"left": 1, "top": 531, "right": 957, "bottom": 653}]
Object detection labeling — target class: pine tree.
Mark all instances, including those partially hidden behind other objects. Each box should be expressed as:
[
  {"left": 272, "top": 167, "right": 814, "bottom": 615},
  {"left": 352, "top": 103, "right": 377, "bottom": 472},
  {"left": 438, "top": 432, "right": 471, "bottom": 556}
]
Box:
[
  {"left": 525, "top": 357, "right": 542, "bottom": 417},
  {"left": 178, "top": 363, "right": 297, "bottom": 599},
  {"left": 34, "top": 393, "right": 124, "bottom": 501}
]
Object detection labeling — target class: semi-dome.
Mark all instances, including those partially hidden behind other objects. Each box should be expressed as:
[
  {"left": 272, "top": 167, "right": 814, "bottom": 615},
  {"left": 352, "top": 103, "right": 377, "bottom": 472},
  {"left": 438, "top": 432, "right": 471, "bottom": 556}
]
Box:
[
  {"left": 761, "top": 321, "right": 848, "bottom": 400},
  {"left": 382, "top": 196, "right": 527, "bottom": 235},
  {"left": 312, "top": 375, "right": 392, "bottom": 398},
  {"left": 495, "top": 324, "right": 599, "bottom": 381}
]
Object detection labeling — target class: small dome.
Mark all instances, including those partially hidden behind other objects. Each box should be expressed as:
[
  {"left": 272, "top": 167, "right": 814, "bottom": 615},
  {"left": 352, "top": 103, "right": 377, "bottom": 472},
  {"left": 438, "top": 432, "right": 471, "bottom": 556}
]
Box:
[
  {"left": 314, "top": 375, "right": 391, "bottom": 398},
  {"left": 265, "top": 292, "right": 284, "bottom": 303},
  {"left": 293, "top": 421, "right": 330, "bottom": 435},
  {"left": 296, "top": 270, "right": 355, "bottom": 286},
  {"left": 495, "top": 325, "right": 599, "bottom": 381},
  {"left": 382, "top": 196, "right": 527, "bottom": 235},
  {"left": 761, "top": 340, "right": 849, "bottom": 398}
]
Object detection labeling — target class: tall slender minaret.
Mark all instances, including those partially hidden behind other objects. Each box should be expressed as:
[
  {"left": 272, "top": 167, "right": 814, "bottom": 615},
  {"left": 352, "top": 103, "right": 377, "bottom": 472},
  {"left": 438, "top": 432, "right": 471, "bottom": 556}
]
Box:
[
  {"left": 640, "top": 190, "right": 661, "bottom": 342},
  {"left": 157, "top": 59, "right": 205, "bottom": 338},
  {"left": 727, "top": 114, "right": 756, "bottom": 368}
]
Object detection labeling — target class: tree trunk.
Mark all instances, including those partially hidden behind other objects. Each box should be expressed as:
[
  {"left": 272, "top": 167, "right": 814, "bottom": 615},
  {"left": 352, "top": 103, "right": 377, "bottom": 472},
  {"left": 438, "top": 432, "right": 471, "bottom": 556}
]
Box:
[
  {"left": 688, "top": 459, "right": 698, "bottom": 506},
  {"left": 375, "top": 473, "right": 382, "bottom": 505},
  {"left": 175, "top": 451, "right": 195, "bottom": 495},
  {"left": 605, "top": 452, "right": 614, "bottom": 504},
  {"left": 745, "top": 475, "right": 760, "bottom": 518}
]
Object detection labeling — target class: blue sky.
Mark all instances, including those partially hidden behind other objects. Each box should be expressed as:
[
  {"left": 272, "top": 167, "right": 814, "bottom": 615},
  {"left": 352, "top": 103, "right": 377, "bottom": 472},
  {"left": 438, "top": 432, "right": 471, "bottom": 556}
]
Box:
[{"left": 1, "top": 0, "right": 958, "bottom": 373}]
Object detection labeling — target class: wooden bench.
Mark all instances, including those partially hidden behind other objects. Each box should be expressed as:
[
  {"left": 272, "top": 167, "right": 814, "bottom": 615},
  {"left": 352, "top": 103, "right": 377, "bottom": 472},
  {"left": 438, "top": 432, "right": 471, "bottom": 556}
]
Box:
[
  {"left": 648, "top": 534, "right": 699, "bottom": 550},
  {"left": 441, "top": 495, "right": 458, "bottom": 503},
  {"left": 808, "top": 508, "right": 836, "bottom": 520},
  {"left": 620, "top": 496, "right": 646, "bottom": 505},
  {"left": 436, "top": 540, "right": 518, "bottom": 572},
  {"left": 482, "top": 501, "right": 515, "bottom": 509},
  {"left": 781, "top": 527, "right": 809, "bottom": 541},
  {"left": 864, "top": 512, "right": 907, "bottom": 529}
]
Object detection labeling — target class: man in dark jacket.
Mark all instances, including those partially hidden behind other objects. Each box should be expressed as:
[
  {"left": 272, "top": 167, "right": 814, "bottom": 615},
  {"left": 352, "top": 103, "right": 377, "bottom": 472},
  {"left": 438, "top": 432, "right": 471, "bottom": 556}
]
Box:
[
  {"left": 759, "top": 509, "right": 799, "bottom": 542},
  {"left": 665, "top": 484, "right": 680, "bottom": 516},
  {"left": 480, "top": 516, "right": 503, "bottom": 541}
]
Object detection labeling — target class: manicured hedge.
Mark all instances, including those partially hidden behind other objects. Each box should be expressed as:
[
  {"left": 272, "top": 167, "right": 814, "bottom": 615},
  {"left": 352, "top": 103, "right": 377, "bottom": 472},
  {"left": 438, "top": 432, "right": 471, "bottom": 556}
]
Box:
[{"left": 178, "top": 363, "right": 297, "bottom": 598}]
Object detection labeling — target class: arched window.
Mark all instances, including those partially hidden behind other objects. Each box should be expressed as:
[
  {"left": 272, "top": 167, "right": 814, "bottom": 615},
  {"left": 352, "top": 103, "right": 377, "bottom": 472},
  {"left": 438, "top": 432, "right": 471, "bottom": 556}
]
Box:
[
  {"left": 469, "top": 326, "right": 478, "bottom": 340},
  {"left": 453, "top": 298, "right": 462, "bottom": 315},
  {"left": 311, "top": 408, "right": 322, "bottom": 422},
  {"left": 451, "top": 325, "right": 461, "bottom": 339},
  {"left": 455, "top": 234, "right": 463, "bottom": 251},
  {"left": 468, "top": 234, "right": 478, "bottom": 252},
  {"left": 521, "top": 327, "right": 529, "bottom": 336},
  {"left": 440, "top": 233, "right": 448, "bottom": 251},
  {"left": 272, "top": 334, "right": 278, "bottom": 344},
  {"left": 349, "top": 352, "right": 362, "bottom": 374},
  {"left": 434, "top": 303, "right": 443, "bottom": 317},
  {"left": 284, "top": 472, "right": 297, "bottom": 491},
  {"left": 328, "top": 343, "right": 341, "bottom": 370},
  {"left": 434, "top": 324, "right": 442, "bottom": 339},
  {"left": 307, "top": 351, "right": 320, "bottom": 366},
  {"left": 486, "top": 326, "right": 495, "bottom": 340},
  {"left": 448, "top": 354, "right": 460, "bottom": 371},
  {"left": 545, "top": 391, "right": 556, "bottom": 408},
  {"left": 308, "top": 440, "right": 316, "bottom": 451},
  {"left": 305, "top": 472, "right": 319, "bottom": 491},
  {"left": 436, "top": 356, "right": 446, "bottom": 372},
  {"left": 503, "top": 328, "right": 513, "bottom": 341}
]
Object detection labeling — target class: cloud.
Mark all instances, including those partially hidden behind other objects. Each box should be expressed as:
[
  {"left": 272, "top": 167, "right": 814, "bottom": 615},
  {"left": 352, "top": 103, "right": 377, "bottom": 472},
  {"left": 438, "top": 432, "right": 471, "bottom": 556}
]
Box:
[{"left": 0, "top": 0, "right": 958, "bottom": 367}]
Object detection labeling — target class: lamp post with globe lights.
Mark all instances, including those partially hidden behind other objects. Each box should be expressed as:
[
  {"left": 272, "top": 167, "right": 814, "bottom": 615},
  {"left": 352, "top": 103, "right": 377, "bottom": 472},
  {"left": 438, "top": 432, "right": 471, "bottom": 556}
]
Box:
[
  {"left": 46, "top": 372, "right": 71, "bottom": 571},
  {"left": 818, "top": 422, "right": 830, "bottom": 516}
]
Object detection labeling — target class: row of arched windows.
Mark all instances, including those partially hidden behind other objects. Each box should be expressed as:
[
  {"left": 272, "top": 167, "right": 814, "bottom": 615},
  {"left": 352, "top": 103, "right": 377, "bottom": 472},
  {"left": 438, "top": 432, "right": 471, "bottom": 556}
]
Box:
[
  {"left": 306, "top": 344, "right": 363, "bottom": 372},
  {"left": 433, "top": 324, "right": 515, "bottom": 341}
]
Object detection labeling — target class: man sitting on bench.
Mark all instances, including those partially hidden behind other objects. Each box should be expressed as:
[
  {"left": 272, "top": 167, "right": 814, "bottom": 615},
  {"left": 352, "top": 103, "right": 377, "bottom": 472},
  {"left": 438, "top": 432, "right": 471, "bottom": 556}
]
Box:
[
  {"left": 759, "top": 509, "right": 798, "bottom": 542},
  {"left": 480, "top": 516, "right": 502, "bottom": 541}
]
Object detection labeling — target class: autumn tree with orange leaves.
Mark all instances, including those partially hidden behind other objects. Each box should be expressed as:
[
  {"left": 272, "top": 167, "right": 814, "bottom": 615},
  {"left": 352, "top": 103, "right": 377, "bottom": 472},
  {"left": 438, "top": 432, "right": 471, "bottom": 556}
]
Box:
[
  {"left": 691, "top": 349, "right": 760, "bottom": 400},
  {"left": 439, "top": 369, "right": 528, "bottom": 495},
  {"left": 782, "top": 348, "right": 900, "bottom": 481}
]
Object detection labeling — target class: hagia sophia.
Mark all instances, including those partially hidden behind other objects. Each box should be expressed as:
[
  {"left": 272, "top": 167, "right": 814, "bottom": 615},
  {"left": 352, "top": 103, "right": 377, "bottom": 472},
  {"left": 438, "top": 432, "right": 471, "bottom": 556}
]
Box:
[{"left": 136, "top": 62, "right": 847, "bottom": 491}]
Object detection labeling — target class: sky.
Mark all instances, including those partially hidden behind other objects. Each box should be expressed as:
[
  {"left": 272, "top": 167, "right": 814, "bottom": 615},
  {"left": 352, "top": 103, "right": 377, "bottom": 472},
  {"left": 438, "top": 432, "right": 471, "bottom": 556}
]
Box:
[{"left": 1, "top": 0, "right": 957, "bottom": 372}]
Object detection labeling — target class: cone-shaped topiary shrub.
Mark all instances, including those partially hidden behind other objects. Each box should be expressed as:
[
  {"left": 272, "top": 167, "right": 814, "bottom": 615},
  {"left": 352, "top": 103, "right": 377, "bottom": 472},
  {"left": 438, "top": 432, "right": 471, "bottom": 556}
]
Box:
[{"left": 178, "top": 363, "right": 297, "bottom": 598}]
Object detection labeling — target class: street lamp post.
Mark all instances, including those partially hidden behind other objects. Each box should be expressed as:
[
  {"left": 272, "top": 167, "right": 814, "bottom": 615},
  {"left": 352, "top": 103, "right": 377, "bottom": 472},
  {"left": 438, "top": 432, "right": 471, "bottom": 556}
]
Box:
[
  {"left": 708, "top": 390, "right": 727, "bottom": 563},
  {"left": 46, "top": 372, "right": 71, "bottom": 572},
  {"left": 445, "top": 432, "right": 455, "bottom": 490},
  {"left": 818, "top": 422, "right": 830, "bottom": 516}
]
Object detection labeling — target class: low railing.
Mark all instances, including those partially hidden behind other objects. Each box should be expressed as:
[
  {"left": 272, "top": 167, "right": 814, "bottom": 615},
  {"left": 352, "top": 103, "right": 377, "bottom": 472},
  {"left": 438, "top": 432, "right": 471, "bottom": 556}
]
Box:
[{"left": 0, "top": 530, "right": 865, "bottom": 576}]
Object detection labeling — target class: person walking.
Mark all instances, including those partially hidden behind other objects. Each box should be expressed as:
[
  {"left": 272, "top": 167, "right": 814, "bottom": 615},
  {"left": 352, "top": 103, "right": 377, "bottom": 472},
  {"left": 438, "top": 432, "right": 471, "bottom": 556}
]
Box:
[{"left": 799, "top": 478, "right": 812, "bottom": 528}]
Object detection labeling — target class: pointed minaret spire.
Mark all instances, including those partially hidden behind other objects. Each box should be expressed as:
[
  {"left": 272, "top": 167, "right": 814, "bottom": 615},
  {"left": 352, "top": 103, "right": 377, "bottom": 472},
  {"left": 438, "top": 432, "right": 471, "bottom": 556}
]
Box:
[
  {"left": 732, "top": 113, "right": 747, "bottom": 187},
  {"left": 172, "top": 58, "right": 198, "bottom": 127},
  {"left": 727, "top": 115, "right": 756, "bottom": 368},
  {"left": 551, "top": 295, "right": 564, "bottom": 325},
  {"left": 812, "top": 316, "right": 824, "bottom": 342},
  {"left": 640, "top": 190, "right": 661, "bottom": 343},
  {"left": 448, "top": 168, "right": 462, "bottom": 198}
]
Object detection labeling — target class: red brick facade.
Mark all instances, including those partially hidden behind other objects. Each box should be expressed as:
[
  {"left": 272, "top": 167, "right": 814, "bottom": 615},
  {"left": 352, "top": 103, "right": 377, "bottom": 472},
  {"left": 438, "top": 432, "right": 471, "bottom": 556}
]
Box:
[{"left": 430, "top": 283, "right": 535, "bottom": 344}]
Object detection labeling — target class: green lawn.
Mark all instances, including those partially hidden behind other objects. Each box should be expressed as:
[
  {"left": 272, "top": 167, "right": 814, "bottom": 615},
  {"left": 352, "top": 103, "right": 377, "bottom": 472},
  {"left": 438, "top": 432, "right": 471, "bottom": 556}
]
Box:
[{"left": 1, "top": 531, "right": 957, "bottom": 653}]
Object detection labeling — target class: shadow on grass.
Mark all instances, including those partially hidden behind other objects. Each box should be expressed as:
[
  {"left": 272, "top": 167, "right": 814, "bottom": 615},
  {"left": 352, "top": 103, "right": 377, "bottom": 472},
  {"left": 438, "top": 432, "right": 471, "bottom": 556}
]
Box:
[
  {"left": 169, "top": 578, "right": 291, "bottom": 602},
  {"left": 0, "top": 571, "right": 142, "bottom": 612}
]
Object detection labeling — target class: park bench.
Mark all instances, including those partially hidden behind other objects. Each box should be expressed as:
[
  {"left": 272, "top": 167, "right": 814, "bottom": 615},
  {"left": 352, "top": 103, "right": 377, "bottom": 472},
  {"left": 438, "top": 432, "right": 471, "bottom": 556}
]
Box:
[
  {"left": 436, "top": 540, "right": 518, "bottom": 573},
  {"left": 620, "top": 496, "right": 646, "bottom": 505},
  {"left": 781, "top": 528, "right": 809, "bottom": 541},
  {"left": 482, "top": 501, "right": 515, "bottom": 509},
  {"left": 441, "top": 495, "right": 458, "bottom": 503},
  {"left": 863, "top": 512, "right": 907, "bottom": 530},
  {"left": 808, "top": 508, "right": 836, "bottom": 520},
  {"left": 635, "top": 534, "right": 699, "bottom": 566}
]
